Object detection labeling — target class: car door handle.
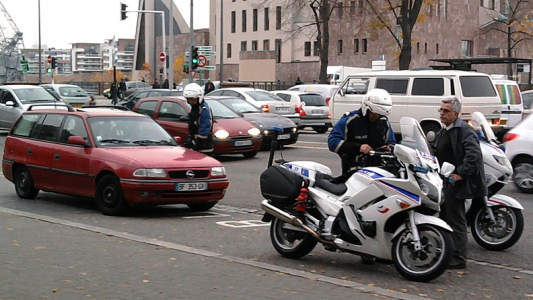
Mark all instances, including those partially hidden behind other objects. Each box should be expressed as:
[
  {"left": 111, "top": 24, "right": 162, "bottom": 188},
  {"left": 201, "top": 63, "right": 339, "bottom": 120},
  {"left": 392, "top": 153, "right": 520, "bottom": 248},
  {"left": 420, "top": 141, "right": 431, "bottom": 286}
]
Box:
[{"left": 54, "top": 153, "right": 60, "bottom": 160}]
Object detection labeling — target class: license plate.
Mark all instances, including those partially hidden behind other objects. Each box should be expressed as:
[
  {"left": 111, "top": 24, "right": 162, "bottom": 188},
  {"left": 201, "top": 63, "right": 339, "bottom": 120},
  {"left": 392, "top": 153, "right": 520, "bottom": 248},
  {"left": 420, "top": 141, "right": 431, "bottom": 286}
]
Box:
[
  {"left": 311, "top": 109, "right": 323, "bottom": 114},
  {"left": 275, "top": 107, "right": 290, "bottom": 113},
  {"left": 176, "top": 182, "right": 207, "bottom": 191},
  {"left": 235, "top": 140, "right": 252, "bottom": 146},
  {"left": 278, "top": 134, "right": 290, "bottom": 140}
]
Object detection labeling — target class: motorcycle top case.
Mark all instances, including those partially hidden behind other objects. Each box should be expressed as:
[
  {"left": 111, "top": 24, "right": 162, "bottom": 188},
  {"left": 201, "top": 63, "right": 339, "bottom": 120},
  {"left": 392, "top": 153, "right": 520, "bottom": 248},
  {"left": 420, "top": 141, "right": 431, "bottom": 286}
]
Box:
[{"left": 260, "top": 165, "right": 303, "bottom": 207}]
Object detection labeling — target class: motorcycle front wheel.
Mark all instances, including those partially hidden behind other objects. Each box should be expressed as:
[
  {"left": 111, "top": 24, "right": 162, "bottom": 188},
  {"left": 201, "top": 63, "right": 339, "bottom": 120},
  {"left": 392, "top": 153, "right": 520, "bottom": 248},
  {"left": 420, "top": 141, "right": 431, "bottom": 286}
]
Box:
[
  {"left": 471, "top": 206, "right": 524, "bottom": 251},
  {"left": 392, "top": 224, "right": 453, "bottom": 282},
  {"left": 270, "top": 217, "right": 318, "bottom": 259}
]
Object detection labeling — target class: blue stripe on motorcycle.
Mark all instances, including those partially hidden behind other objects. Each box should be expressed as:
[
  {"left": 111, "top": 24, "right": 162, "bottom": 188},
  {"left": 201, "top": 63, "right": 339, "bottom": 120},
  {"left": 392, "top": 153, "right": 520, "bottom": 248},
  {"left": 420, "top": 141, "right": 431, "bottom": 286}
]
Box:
[{"left": 379, "top": 181, "right": 421, "bottom": 203}]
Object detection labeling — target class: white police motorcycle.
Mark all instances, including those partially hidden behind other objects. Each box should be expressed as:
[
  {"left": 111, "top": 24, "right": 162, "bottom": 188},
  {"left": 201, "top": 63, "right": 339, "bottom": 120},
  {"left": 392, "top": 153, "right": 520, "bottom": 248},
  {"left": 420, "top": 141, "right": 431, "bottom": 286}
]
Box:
[{"left": 260, "top": 117, "right": 455, "bottom": 282}]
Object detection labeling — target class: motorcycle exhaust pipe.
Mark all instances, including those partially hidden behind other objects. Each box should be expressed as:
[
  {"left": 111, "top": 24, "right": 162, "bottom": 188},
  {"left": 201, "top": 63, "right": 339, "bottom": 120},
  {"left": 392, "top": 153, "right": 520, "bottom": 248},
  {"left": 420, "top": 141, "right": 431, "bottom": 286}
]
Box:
[{"left": 261, "top": 199, "right": 336, "bottom": 246}]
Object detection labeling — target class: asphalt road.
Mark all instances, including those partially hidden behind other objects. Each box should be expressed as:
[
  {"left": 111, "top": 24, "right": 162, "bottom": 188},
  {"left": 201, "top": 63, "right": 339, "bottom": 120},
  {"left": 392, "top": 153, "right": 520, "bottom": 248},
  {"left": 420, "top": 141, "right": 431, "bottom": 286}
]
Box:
[{"left": 1, "top": 130, "right": 532, "bottom": 300}]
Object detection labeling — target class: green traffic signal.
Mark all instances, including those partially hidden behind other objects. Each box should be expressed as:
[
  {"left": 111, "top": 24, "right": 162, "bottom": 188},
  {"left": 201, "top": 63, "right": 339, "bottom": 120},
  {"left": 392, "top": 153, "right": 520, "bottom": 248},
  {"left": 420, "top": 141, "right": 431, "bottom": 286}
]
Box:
[{"left": 46, "top": 68, "right": 51, "bottom": 73}]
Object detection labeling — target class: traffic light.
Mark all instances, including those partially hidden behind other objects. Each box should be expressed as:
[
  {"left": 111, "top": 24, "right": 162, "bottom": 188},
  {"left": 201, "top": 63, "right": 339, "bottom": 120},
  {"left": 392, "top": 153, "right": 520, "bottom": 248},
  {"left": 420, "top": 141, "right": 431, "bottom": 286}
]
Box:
[
  {"left": 120, "top": 3, "right": 128, "bottom": 21},
  {"left": 51, "top": 57, "right": 58, "bottom": 69},
  {"left": 191, "top": 47, "right": 199, "bottom": 70},
  {"left": 46, "top": 68, "right": 51, "bottom": 74},
  {"left": 47, "top": 55, "right": 52, "bottom": 64}
]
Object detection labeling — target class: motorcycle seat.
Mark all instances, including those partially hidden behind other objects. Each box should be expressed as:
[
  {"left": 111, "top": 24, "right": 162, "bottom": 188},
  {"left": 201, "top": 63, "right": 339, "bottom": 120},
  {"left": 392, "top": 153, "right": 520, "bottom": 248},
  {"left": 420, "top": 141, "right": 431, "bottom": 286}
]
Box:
[{"left": 315, "top": 173, "right": 348, "bottom": 195}]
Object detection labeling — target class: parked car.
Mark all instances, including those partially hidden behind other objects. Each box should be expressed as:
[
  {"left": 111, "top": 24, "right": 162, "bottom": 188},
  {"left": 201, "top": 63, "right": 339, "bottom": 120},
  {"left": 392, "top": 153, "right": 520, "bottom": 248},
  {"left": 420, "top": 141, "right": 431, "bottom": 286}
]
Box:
[
  {"left": 0, "top": 85, "right": 67, "bottom": 130},
  {"left": 2, "top": 106, "right": 229, "bottom": 215},
  {"left": 522, "top": 90, "right": 533, "bottom": 117},
  {"left": 208, "top": 96, "right": 299, "bottom": 148},
  {"left": 40, "top": 84, "right": 92, "bottom": 107},
  {"left": 104, "top": 81, "right": 153, "bottom": 99},
  {"left": 287, "top": 84, "right": 340, "bottom": 105},
  {"left": 272, "top": 90, "right": 332, "bottom": 133},
  {"left": 117, "top": 89, "right": 183, "bottom": 110},
  {"left": 503, "top": 113, "right": 533, "bottom": 194},
  {"left": 206, "top": 88, "right": 293, "bottom": 117},
  {"left": 133, "top": 96, "right": 263, "bottom": 157}
]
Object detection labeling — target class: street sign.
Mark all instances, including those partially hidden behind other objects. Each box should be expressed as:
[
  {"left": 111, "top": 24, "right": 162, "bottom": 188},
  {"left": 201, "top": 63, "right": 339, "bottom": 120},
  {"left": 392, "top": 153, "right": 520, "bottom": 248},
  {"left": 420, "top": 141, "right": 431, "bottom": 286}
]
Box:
[
  {"left": 197, "top": 55, "right": 207, "bottom": 67},
  {"left": 159, "top": 52, "right": 165, "bottom": 62},
  {"left": 197, "top": 46, "right": 212, "bottom": 51},
  {"left": 198, "top": 51, "right": 216, "bottom": 56},
  {"left": 190, "top": 70, "right": 196, "bottom": 77},
  {"left": 197, "top": 66, "right": 216, "bottom": 71}
]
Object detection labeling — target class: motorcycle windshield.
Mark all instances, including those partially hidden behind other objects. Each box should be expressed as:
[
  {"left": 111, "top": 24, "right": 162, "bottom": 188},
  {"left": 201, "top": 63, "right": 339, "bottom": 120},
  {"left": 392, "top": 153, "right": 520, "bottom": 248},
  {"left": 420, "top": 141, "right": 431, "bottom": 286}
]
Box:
[
  {"left": 471, "top": 111, "right": 498, "bottom": 143},
  {"left": 399, "top": 117, "right": 431, "bottom": 154}
]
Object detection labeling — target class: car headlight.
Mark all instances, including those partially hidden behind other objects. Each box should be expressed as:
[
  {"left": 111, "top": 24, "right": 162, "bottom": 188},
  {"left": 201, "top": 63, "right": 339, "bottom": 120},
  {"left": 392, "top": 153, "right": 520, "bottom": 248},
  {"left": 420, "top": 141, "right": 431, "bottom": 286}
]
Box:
[
  {"left": 292, "top": 127, "right": 298, "bottom": 133},
  {"left": 214, "top": 129, "right": 230, "bottom": 139},
  {"left": 133, "top": 168, "right": 166, "bottom": 177},
  {"left": 248, "top": 127, "right": 261, "bottom": 137},
  {"left": 211, "top": 166, "right": 226, "bottom": 176}
]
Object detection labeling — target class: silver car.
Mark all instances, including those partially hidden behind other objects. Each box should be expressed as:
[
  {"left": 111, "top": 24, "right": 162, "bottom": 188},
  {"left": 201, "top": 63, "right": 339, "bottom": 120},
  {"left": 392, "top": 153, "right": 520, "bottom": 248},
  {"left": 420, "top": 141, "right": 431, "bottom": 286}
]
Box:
[
  {"left": 0, "top": 85, "right": 67, "bottom": 130},
  {"left": 40, "top": 84, "right": 91, "bottom": 107},
  {"left": 206, "top": 88, "right": 292, "bottom": 117},
  {"left": 273, "top": 90, "right": 332, "bottom": 133}
]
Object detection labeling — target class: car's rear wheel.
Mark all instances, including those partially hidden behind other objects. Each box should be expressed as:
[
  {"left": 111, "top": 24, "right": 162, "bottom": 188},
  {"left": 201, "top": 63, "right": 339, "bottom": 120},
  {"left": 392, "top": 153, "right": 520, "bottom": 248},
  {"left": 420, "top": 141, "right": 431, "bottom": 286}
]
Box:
[
  {"left": 14, "top": 166, "right": 39, "bottom": 199},
  {"left": 313, "top": 126, "right": 328, "bottom": 134},
  {"left": 187, "top": 202, "right": 217, "bottom": 211},
  {"left": 95, "top": 174, "right": 128, "bottom": 215},
  {"left": 512, "top": 157, "right": 533, "bottom": 193}
]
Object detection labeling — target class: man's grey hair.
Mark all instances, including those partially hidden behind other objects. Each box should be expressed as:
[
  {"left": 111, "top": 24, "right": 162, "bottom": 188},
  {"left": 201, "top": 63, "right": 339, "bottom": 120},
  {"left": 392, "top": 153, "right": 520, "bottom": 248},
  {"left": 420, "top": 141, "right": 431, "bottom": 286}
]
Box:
[{"left": 441, "top": 96, "right": 461, "bottom": 113}]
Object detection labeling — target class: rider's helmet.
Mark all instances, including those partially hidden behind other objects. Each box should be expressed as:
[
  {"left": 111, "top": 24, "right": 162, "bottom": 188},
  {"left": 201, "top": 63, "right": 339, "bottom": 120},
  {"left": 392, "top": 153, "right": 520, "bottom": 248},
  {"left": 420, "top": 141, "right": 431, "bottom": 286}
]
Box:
[
  {"left": 361, "top": 88, "right": 392, "bottom": 117},
  {"left": 183, "top": 83, "right": 204, "bottom": 104}
]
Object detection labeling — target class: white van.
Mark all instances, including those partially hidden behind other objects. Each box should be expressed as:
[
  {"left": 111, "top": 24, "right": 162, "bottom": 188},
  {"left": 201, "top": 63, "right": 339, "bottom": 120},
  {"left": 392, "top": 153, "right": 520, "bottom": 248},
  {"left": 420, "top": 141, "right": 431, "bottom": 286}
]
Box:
[
  {"left": 330, "top": 70, "right": 502, "bottom": 137},
  {"left": 492, "top": 79, "right": 524, "bottom": 129}
]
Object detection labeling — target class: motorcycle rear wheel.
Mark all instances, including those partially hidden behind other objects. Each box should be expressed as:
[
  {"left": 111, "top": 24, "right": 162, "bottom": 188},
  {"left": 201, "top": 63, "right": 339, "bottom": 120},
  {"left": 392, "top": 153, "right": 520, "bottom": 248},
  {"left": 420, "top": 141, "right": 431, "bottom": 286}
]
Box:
[
  {"left": 471, "top": 206, "right": 524, "bottom": 251},
  {"left": 392, "top": 224, "right": 453, "bottom": 282},
  {"left": 270, "top": 217, "right": 317, "bottom": 259}
]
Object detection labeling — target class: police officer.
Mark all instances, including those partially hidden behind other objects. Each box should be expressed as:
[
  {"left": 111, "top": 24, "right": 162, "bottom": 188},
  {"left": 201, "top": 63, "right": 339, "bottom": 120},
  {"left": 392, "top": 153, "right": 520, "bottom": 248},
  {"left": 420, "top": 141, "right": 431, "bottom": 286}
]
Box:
[{"left": 183, "top": 83, "right": 214, "bottom": 153}]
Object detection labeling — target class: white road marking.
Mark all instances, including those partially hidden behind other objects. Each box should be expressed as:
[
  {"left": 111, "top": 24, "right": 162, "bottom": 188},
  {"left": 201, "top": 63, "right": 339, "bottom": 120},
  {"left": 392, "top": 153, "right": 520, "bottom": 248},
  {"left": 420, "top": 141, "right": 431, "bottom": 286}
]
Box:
[{"left": 216, "top": 220, "right": 269, "bottom": 228}]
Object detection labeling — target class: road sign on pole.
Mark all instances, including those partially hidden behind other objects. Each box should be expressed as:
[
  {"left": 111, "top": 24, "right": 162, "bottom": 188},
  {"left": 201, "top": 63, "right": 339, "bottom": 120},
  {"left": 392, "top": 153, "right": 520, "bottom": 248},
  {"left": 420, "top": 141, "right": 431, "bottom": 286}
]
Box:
[
  {"left": 197, "top": 66, "right": 216, "bottom": 71},
  {"left": 190, "top": 70, "right": 196, "bottom": 77},
  {"left": 198, "top": 51, "right": 216, "bottom": 56},
  {"left": 197, "top": 46, "right": 213, "bottom": 51},
  {"left": 197, "top": 55, "right": 207, "bottom": 67},
  {"left": 159, "top": 52, "right": 165, "bottom": 62}
]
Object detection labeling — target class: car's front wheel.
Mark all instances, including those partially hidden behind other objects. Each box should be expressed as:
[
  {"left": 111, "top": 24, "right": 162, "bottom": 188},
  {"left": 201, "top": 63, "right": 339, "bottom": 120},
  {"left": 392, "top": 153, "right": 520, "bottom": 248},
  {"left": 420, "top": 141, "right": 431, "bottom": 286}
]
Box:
[
  {"left": 95, "top": 174, "right": 128, "bottom": 216},
  {"left": 512, "top": 157, "right": 533, "bottom": 193}
]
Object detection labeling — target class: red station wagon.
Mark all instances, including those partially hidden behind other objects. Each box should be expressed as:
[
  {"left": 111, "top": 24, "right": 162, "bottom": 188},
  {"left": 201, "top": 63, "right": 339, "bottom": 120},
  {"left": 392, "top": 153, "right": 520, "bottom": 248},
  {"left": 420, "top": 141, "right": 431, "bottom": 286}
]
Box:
[
  {"left": 1, "top": 106, "right": 229, "bottom": 215},
  {"left": 133, "top": 96, "right": 263, "bottom": 157}
]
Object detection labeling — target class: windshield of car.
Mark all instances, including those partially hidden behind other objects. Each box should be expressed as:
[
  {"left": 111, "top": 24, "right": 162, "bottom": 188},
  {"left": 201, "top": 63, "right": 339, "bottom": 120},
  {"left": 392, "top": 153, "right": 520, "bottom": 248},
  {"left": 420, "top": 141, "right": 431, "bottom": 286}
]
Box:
[
  {"left": 218, "top": 98, "right": 261, "bottom": 113},
  {"left": 14, "top": 88, "right": 57, "bottom": 102},
  {"left": 58, "top": 86, "right": 89, "bottom": 97},
  {"left": 245, "top": 90, "right": 283, "bottom": 102},
  {"left": 88, "top": 116, "right": 177, "bottom": 147},
  {"left": 204, "top": 100, "right": 240, "bottom": 119},
  {"left": 300, "top": 94, "right": 327, "bottom": 106}
]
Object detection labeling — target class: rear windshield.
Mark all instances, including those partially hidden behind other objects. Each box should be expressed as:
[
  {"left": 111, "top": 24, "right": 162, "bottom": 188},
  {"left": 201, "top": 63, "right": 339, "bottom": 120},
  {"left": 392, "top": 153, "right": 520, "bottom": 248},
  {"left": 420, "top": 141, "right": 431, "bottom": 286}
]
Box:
[
  {"left": 495, "top": 84, "right": 522, "bottom": 105},
  {"left": 300, "top": 94, "right": 327, "bottom": 106},
  {"left": 459, "top": 76, "right": 498, "bottom": 97},
  {"left": 245, "top": 91, "right": 283, "bottom": 102}
]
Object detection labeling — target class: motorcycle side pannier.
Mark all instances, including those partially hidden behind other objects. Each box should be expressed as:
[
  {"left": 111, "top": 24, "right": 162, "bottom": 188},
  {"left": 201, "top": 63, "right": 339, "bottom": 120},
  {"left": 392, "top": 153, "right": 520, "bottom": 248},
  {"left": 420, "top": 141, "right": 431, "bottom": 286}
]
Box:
[{"left": 260, "top": 165, "right": 303, "bottom": 207}]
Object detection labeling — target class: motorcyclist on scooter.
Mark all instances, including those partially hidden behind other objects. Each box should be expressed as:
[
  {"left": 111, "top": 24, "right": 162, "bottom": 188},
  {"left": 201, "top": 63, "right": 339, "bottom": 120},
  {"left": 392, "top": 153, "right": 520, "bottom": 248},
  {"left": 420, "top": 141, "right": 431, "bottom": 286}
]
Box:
[{"left": 328, "top": 88, "right": 396, "bottom": 175}]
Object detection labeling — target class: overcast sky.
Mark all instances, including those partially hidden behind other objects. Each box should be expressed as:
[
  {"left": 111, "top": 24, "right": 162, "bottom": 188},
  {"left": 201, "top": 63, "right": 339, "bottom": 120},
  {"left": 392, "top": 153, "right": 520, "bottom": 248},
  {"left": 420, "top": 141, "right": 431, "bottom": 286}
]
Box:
[{"left": 2, "top": 0, "right": 209, "bottom": 49}]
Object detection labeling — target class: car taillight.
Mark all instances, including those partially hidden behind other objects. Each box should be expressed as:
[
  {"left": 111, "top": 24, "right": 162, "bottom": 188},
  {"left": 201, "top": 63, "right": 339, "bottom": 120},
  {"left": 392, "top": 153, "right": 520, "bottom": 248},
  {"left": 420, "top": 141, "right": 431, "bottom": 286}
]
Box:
[
  {"left": 295, "top": 105, "right": 306, "bottom": 116},
  {"left": 325, "top": 97, "right": 330, "bottom": 105},
  {"left": 492, "top": 119, "right": 501, "bottom": 125},
  {"left": 327, "top": 113, "right": 331, "bottom": 119},
  {"left": 261, "top": 104, "right": 270, "bottom": 113},
  {"left": 503, "top": 133, "right": 519, "bottom": 143}
]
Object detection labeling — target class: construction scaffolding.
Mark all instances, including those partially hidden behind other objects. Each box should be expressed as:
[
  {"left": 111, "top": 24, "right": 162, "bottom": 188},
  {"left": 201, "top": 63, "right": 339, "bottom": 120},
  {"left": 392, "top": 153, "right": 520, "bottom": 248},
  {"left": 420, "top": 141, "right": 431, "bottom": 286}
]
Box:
[{"left": 0, "top": 1, "right": 25, "bottom": 84}]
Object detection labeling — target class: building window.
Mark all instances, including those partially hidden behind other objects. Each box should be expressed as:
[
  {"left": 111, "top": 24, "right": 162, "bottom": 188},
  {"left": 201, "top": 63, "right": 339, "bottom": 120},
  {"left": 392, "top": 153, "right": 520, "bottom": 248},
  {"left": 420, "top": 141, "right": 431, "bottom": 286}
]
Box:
[
  {"left": 276, "top": 6, "right": 281, "bottom": 30},
  {"left": 362, "top": 38, "right": 367, "bottom": 53},
  {"left": 264, "top": 8, "right": 269, "bottom": 31},
  {"left": 263, "top": 39, "right": 270, "bottom": 51},
  {"left": 417, "top": 42, "right": 420, "bottom": 54},
  {"left": 241, "top": 41, "right": 247, "bottom": 52},
  {"left": 338, "top": 40, "right": 343, "bottom": 54},
  {"left": 350, "top": 1, "right": 355, "bottom": 14},
  {"left": 251, "top": 40, "right": 258, "bottom": 51},
  {"left": 354, "top": 39, "right": 359, "bottom": 54},
  {"left": 231, "top": 11, "right": 236, "bottom": 33},
  {"left": 424, "top": 43, "right": 428, "bottom": 54},
  {"left": 242, "top": 10, "right": 247, "bottom": 32},
  {"left": 227, "top": 43, "right": 232, "bottom": 58},
  {"left": 357, "top": 0, "right": 364, "bottom": 15},
  {"left": 275, "top": 39, "right": 281, "bottom": 63},
  {"left": 461, "top": 40, "right": 473, "bottom": 57},
  {"left": 337, "top": 2, "right": 343, "bottom": 17},
  {"left": 304, "top": 42, "right": 311, "bottom": 56},
  {"left": 436, "top": 43, "right": 439, "bottom": 55},
  {"left": 313, "top": 41, "right": 319, "bottom": 56},
  {"left": 253, "top": 9, "right": 258, "bottom": 31}
]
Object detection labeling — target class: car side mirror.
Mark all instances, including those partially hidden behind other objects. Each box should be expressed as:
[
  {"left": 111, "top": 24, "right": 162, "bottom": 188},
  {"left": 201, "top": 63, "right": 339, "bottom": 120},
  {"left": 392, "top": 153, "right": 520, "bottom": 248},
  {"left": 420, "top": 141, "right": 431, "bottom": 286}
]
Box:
[
  {"left": 174, "top": 136, "right": 183, "bottom": 145},
  {"left": 338, "top": 88, "right": 344, "bottom": 97},
  {"left": 426, "top": 131, "right": 436, "bottom": 143},
  {"left": 67, "top": 135, "right": 90, "bottom": 147},
  {"left": 440, "top": 162, "right": 455, "bottom": 177},
  {"left": 5, "top": 100, "right": 17, "bottom": 107}
]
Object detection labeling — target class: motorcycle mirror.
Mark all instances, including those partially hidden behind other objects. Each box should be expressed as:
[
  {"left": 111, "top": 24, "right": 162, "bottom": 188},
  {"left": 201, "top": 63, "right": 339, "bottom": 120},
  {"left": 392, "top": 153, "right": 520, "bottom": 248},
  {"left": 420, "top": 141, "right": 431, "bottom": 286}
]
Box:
[
  {"left": 426, "top": 131, "right": 436, "bottom": 143},
  {"left": 440, "top": 162, "right": 455, "bottom": 177}
]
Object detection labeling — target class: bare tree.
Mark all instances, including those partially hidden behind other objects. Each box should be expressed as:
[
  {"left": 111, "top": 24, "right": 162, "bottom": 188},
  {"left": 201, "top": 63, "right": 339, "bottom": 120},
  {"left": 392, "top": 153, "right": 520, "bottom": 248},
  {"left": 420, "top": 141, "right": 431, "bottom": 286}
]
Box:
[
  {"left": 480, "top": 0, "right": 533, "bottom": 77},
  {"left": 364, "top": 0, "right": 425, "bottom": 70}
]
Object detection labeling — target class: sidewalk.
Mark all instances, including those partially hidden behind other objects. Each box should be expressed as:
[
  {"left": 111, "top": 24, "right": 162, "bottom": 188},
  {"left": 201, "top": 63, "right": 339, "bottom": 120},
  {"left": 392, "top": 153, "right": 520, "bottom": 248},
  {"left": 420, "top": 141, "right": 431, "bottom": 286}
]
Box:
[{"left": 0, "top": 208, "right": 427, "bottom": 300}]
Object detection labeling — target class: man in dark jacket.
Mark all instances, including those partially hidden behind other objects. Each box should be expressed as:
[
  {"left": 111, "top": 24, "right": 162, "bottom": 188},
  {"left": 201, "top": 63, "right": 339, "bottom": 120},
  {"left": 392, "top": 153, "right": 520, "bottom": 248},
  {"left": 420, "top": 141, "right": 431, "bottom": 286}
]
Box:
[
  {"left": 204, "top": 78, "right": 215, "bottom": 95},
  {"left": 328, "top": 88, "right": 396, "bottom": 174},
  {"left": 183, "top": 83, "right": 214, "bottom": 153},
  {"left": 432, "top": 96, "right": 487, "bottom": 270}
]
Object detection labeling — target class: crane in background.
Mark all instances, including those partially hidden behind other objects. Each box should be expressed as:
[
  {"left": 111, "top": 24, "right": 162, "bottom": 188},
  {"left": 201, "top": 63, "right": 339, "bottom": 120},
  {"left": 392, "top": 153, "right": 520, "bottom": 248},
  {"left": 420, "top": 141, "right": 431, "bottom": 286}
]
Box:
[{"left": 0, "top": 0, "right": 25, "bottom": 84}]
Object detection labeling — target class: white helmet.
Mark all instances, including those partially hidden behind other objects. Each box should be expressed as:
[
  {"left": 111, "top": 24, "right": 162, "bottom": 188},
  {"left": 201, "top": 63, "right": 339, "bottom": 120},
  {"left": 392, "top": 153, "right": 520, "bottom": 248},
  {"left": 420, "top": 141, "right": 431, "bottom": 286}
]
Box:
[
  {"left": 183, "top": 83, "right": 204, "bottom": 103},
  {"left": 361, "top": 88, "right": 392, "bottom": 117}
]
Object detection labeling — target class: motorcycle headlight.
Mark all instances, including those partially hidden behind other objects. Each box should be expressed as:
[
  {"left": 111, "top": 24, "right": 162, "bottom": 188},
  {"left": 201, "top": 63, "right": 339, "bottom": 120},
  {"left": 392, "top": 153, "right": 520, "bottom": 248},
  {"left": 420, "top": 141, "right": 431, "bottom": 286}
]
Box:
[
  {"left": 248, "top": 127, "right": 261, "bottom": 137},
  {"left": 493, "top": 155, "right": 507, "bottom": 167},
  {"left": 133, "top": 168, "right": 166, "bottom": 178},
  {"left": 214, "top": 129, "right": 230, "bottom": 139},
  {"left": 415, "top": 177, "right": 439, "bottom": 203}
]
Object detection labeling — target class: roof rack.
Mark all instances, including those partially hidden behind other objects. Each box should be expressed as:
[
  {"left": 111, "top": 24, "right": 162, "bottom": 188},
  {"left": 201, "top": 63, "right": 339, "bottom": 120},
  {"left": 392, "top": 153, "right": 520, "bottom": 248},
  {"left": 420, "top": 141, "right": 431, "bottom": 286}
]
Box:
[
  {"left": 26, "top": 103, "right": 74, "bottom": 112},
  {"left": 79, "top": 105, "right": 131, "bottom": 111}
]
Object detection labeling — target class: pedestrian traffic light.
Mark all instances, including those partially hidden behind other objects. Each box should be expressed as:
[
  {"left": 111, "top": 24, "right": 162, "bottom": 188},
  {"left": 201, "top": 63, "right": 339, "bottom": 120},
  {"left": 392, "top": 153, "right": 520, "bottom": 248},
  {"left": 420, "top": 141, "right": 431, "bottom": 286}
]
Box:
[
  {"left": 191, "top": 47, "right": 199, "bottom": 70},
  {"left": 120, "top": 3, "right": 128, "bottom": 21},
  {"left": 51, "top": 57, "right": 58, "bottom": 69},
  {"left": 47, "top": 55, "right": 52, "bottom": 64}
]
